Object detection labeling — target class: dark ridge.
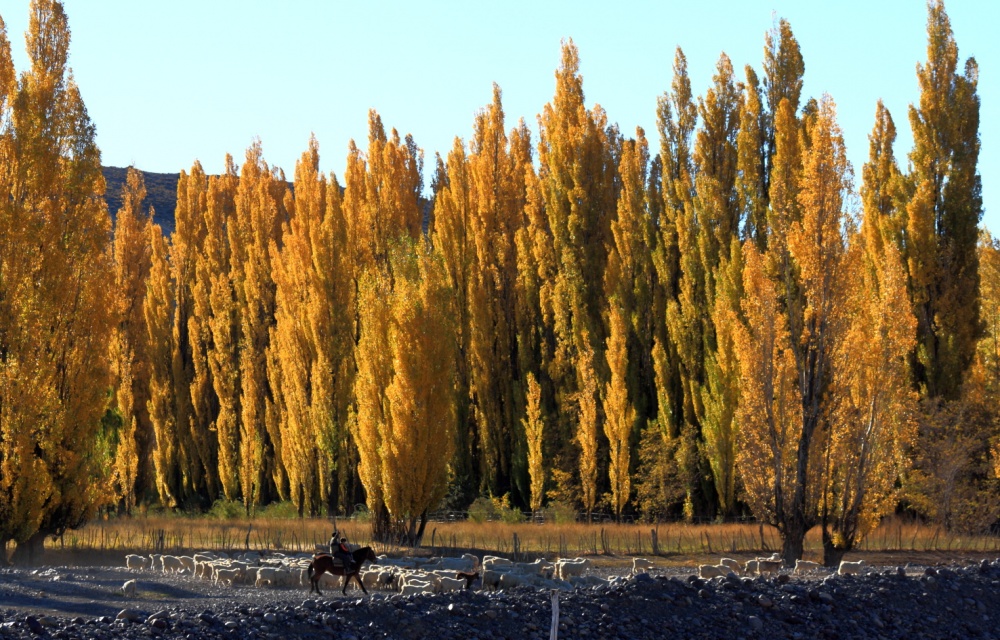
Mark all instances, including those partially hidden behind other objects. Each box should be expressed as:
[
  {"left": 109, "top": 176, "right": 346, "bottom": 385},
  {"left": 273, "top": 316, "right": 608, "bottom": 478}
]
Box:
[{"left": 103, "top": 166, "right": 178, "bottom": 237}]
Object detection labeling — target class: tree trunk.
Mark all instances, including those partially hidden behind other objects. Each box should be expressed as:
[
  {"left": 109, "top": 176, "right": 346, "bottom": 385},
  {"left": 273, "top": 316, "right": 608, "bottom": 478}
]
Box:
[
  {"left": 821, "top": 527, "right": 849, "bottom": 568},
  {"left": 780, "top": 524, "right": 805, "bottom": 568},
  {"left": 11, "top": 531, "right": 47, "bottom": 567}
]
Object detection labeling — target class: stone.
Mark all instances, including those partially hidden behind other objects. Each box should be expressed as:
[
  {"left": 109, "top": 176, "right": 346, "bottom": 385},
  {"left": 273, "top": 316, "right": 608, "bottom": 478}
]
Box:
[
  {"left": 758, "top": 595, "right": 773, "bottom": 608},
  {"left": 116, "top": 609, "right": 144, "bottom": 623},
  {"left": 749, "top": 616, "right": 764, "bottom": 633}
]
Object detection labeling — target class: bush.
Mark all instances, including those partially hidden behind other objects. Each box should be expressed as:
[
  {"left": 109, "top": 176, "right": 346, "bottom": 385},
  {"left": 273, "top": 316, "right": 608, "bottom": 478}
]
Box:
[
  {"left": 257, "top": 501, "right": 298, "bottom": 519},
  {"left": 207, "top": 499, "right": 245, "bottom": 520},
  {"left": 543, "top": 501, "right": 577, "bottom": 524},
  {"left": 467, "top": 497, "right": 496, "bottom": 523}
]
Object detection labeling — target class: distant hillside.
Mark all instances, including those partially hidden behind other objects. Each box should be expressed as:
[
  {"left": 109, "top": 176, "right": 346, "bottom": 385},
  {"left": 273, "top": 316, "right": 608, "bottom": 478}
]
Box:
[{"left": 103, "top": 166, "right": 178, "bottom": 237}]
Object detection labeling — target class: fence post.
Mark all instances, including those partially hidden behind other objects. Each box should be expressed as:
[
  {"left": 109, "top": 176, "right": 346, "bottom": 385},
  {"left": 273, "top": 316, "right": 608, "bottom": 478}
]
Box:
[
  {"left": 512, "top": 532, "right": 521, "bottom": 560},
  {"left": 651, "top": 528, "right": 659, "bottom": 556},
  {"left": 550, "top": 590, "right": 560, "bottom": 640}
]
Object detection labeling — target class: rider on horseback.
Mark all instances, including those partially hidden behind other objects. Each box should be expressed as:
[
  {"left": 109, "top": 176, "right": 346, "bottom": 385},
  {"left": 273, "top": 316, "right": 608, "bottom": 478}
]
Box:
[{"left": 333, "top": 536, "right": 354, "bottom": 572}]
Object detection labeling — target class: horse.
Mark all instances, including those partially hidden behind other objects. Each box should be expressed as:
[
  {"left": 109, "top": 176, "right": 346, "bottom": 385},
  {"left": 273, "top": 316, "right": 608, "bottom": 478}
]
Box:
[{"left": 307, "top": 546, "right": 378, "bottom": 596}]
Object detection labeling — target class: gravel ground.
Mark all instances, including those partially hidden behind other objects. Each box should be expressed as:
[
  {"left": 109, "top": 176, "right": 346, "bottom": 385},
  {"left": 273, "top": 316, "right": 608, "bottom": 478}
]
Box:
[{"left": 1, "top": 555, "right": 999, "bottom": 639}]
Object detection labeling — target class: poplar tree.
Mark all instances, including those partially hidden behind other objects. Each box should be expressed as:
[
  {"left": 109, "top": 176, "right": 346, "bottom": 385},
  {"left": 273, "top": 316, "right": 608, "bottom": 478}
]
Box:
[
  {"left": 536, "top": 40, "right": 618, "bottom": 507},
  {"left": 0, "top": 0, "right": 117, "bottom": 562},
  {"left": 231, "top": 143, "right": 287, "bottom": 511},
  {"left": 353, "top": 242, "right": 456, "bottom": 544},
  {"left": 906, "top": 0, "right": 982, "bottom": 400},
  {"left": 111, "top": 168, "right": 154, "bottom": 513}
]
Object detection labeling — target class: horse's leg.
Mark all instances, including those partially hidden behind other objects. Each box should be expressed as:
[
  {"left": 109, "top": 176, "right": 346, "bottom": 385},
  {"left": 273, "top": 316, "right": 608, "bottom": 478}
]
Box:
[
  {"left": 357, "top": 571, "right": 369, "bottom": 596},
  {"left": 313, "top": 568, "right": 324, "bottom": 596},
  {"left": 341, "top": 572, "right": 349, "bottom": 596}
]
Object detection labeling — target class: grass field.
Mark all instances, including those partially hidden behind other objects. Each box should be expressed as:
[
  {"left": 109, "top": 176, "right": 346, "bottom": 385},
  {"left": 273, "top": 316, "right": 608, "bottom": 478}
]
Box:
[{"left": 25, "top": 514, "right": 999, "bottom": 563}]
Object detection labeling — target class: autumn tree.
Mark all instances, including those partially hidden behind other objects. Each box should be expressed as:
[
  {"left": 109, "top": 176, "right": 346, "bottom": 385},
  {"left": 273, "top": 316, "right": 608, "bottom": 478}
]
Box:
[
  {"left": 0, "top": 0, "right": 115, "bottom": 562},
  {"left": 110, "top": 168, "right": 155, "bottom": 513},
  {"left": 352, "top": 242, "right": 457, "bottom": 545},
  {"left": 230, "top": 143, "right": 287, "bottom": 511},
  {"left": 906, "top": 0, "right": 982, "bottom": 400},
  {"left": 737, "top": 95, "right": 851, "bottom": 565},
  {"left": 536, "top": 40, "right": 618, "bottom": 510},
  {"left": 819, "top": 201, "right": 917, "bottom": 566},
  {"left": 523, "top": 373, "right": 546, "bottom": 513},
  {"left": 269, "top": 136, "right": 354, "bottom": 516}
]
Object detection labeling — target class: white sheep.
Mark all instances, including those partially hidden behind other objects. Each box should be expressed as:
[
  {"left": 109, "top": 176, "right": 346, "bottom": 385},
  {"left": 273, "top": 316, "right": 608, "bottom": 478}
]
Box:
[
  {"left": 757, "top": 559, "right": 783, "bottom": 576},
  {"left": 698, "top": 564, "right": 729, "bottom": 579},
  {"left": 515, "top": 559, "right": 555, "bottom": 577},
  {"left": 498, "top": 572, "right": 525, "bottom": 590},
  {"left": 483, "top": 556, "right": 513, "bottom": 570},
  {"left": 255, "top": 567, "right": 277, "bottom": 587},
  {"left": 400, "top": 580, "right": 433, "bottom": 597},
  {"left": 178, "top": 556, "right": 196, "bottom": 574},
  {"left": 838, "top": 559, "right": 866, "bottom": 575},
  {"left": 482, "top": 568, "right": 507, "bottom": 591},
  {"left": 632, "top": 558, "right": 654, "bottom": 575},
  {"left": 148, "top": 554, "right": 163, "bottom": 572},
  {"left": 125, "top": 554, "right": 149, "bottom": 571},
  {"left": 744, "top": 559, "right": 759, "bottom": 575},
  {"left": 160, "top": 555, "right": 183, "bottom": 574},
  {"left": 555, "top": 558, "right": 591, "bottom": 580},
  {"left": 122, "top": 579, "right": 137, "bottom": 598},
  {"left": 214, "top": 568, "right": 240, "bottom": 587},
  {"left": 437, "top": 576, "right": 466, "bottom": 593},
  {"left": 719, "top": 558, "right": 741, "bottom": 575},
  {"left": 794, "top": 559, "right": 822, "bottom": 574}
]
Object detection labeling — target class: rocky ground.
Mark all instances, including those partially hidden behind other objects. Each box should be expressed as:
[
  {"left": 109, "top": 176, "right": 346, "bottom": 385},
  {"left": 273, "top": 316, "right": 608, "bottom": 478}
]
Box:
[{"left": 1, "top": 556, "right": 999, "bottom": 639}]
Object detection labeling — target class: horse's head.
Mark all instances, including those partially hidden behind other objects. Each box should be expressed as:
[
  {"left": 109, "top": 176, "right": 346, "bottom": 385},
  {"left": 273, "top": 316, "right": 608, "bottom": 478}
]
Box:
[{"left": 360, "top": 546, "right": 377, "bottom": 564}]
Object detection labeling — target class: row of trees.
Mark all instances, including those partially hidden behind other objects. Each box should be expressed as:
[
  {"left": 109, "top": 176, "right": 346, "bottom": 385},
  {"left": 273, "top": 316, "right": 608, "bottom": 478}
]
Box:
[{"left": 1, "top": 0, "right": 996, "bottom": 564}]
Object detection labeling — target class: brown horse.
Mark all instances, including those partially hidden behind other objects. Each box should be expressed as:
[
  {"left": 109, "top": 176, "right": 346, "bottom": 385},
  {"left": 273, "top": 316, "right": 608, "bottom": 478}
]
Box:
[{"left": 307, "top": 546, "right": 378, "bottom": 596}]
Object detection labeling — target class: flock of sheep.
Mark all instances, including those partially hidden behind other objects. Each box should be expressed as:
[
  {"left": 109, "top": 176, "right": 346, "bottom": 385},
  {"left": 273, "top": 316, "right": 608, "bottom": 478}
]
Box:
[
  {"left": 698, "top": 553, "right": 866, "bottom": 579},
  {"left": 119, "top": 549, "right": 866, "bottom": 599}
]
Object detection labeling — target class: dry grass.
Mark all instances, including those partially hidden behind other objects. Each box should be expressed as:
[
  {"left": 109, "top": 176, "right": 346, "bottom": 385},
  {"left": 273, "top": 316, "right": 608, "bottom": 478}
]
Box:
[{"left": 33, "top": 514, "right": 999, "bottom": 563}]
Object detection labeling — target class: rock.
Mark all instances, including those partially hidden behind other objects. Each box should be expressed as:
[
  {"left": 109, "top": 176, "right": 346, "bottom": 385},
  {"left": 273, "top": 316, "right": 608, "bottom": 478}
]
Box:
[
  {"left": 777, "top": 573, "right": 791, "bottom": 584},
  {"left": 758, "top": 595, "right": 773, "bottom": 608},
  {"left": 116, "top": 609, "right": 144, "bottom": 623},
  {"left": 37, "top": 616, "right": 58, "bottom": 628},
  {"left": 818, "top": 592, "right": 834, "bottom": 605},
  {"left": 749, "top": 616, "right": 764, "bottom": 633},
  {"left": 263, "top": 612, "right": 277, "bottom": 623},
  {"left": 146, "top": 610, "right": 169, "bottom": 623},
  {"left": 25, "top": 616, "right": 43, "bottom": 635}
]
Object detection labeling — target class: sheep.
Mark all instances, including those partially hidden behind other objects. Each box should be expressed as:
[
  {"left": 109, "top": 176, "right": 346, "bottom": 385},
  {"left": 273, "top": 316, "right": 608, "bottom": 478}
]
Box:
[
  {"left": 482, "top": 569, "right": 506, "bottom": 591},
  {"left": 757, "top": 559, "right": 783, "bottom": 576},
  {"left": 214, "top": 568, "right": 240, "bottom": 587},
  {"left": 838, "top": 559, "right": 866, "bottom": 575},
  {"left": 498, "top": 572, "right": 525, "bottom": 590},
  {"left": 125, "top": 554, "right": 149, "bottom": 571},
  {"left": 121, "top": 579, "right": 137, "bottom": 598},
  {"left": 148, "top": 554, "right": 163, "bottom": 572},
  {"left": 698, "top": 564, "right": 729, "bottom": 579},
  {"left": 431, "top": 556, "right": 478, "bottom": 573},
  {"left": 515, "top": 559, "right": 555, "bottom": 577},
  {"left": 438, "top": 576, "right": 466, "bottom": 593},
  {"left": 160, "top": 555, "right": 183, "bottom": 574},
  {"left": 632, "top": 558, "right": 654, "bottom": 575},
  {"left": 555, "top": 558, "right": 592, "bottom": 581},
  {"left": 483, "top": 556, "right": 513, "bottom": 571},
  {"left": 794, "top": 559, "right": 823, "bottom": 574},
  {"left": 400, "top": 580, "right": 433, "bottom": 597},
  {"left": 178, "top": 556, "right": 196, "bottom": 574},
  {"left": 255, "top": 566, "right": 278, "bottom": 587},
  {"left": 744, "top": 559, "right": 759, "bottom": 575},
  {"left": 719, "top": 558, "right": 741, "bottom": 575}
]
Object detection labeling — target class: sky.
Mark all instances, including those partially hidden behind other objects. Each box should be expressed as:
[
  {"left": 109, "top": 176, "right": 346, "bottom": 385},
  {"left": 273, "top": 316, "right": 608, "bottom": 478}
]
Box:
[{"left": 2, "top": 0, "right": 997, "bottom": 232}]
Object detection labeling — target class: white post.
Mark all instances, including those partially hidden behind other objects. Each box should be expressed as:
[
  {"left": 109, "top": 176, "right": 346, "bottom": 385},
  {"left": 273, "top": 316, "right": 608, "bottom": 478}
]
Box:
[{"left": 550, "top": 589, "right": 559, "bottom": 640}]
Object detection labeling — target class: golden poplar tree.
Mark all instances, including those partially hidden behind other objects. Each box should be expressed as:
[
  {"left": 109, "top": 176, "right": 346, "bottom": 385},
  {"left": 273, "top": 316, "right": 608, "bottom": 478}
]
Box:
[
  {"left": 906, "top": 0, "right": 982, "bottom": 400},
  {"left": 111, "top": 168, "right": 154, "bottom": 513},
  {"left": 603, "top": 304, "right": 634, "bottom": 516},
  {"left": 144, "top": 221, "right": 179, "bottom": 508},
  {"left": 269, "top": 136, "right": 353, "bottom": 515},
  {"left": 0, "top": 0, "right": 115, "bottom": 561},
  {"left": 353, "top": 242, "right": 457, "bottom": 544},
  {"left": 820, "top": 219, "right": 917, "bottom": 566},
  {"left": 205, "top": 157, "right": 240, "bottom": 501},
  {"left": 537, "top": 40, "right": 618, "bottom": 508},
  {"left": 230, "top": 142, "right": 287, "bottom": 510},
  {"left": 523, "top": 373, "right": 546, "bottom": 513},
  {"left": 738, "top": 95, "right": 851, "bottom": 564},
  {"left": 168, "top": 163, "right": 212, "bottom": 504}
]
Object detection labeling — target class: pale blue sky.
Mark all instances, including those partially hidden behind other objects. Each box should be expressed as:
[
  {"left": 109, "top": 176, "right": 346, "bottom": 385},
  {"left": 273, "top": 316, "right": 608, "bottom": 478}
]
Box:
[{"left": 2, "top": 0, "right": 996, "bottom": 231}]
